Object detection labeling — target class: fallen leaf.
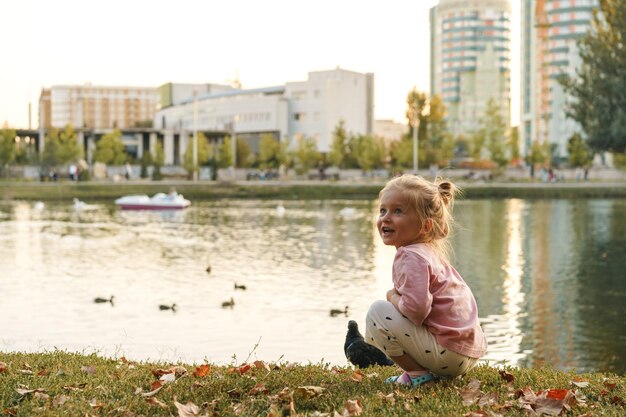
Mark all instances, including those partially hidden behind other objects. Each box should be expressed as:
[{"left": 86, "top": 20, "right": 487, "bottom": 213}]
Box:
[
  {"left": 376, "top": 392, "right": 395, "bottom": 405},
  {"left": 52, "top": 394, "right": 69, "bottom": 406},
  {"left": 249, "top": 383, "right": 269, "bottom": 396},
  {"left": 350, "top": 369, "right": 364, "bottom": 383},
  {"left": 499, "top": 370, "right": 514, "bottom": 383},
  {"left": 227, "top": 389, "right": 240, "bottom": 399},
  {"left": 141, "top": 383, "right": 164, "bottom": 398},
  {"left": 89, "top": 398, "right": 103, "bottom": 409},
  {"left": 193, "top": 364, "right": 211, "bottom": 377},
  {"left": 460, "top": 379, "right": 483, "bottom": 406},
  {"left": 174, "top": 400, "right": 204, "bottom": 417},
  {"left": 81, "top": 366, "right": 97, "bottom": 375},
  {"left": 331, "top": 366, "right": 347, "bottom": 374},
  {"left": 294, "top": 386, "right": 325, "bottom": 400},
  {"left": 344, "top": 399, "right": 363, "bottom": 416},
  {"left": 477, "top": 392, "right": 498, "bottom": 408},
  {"left": 18, "top": 369, "right": 33, "bottom": 375},
  {"left": 237, "top": 364, "right": 251, "bottom": 375},
  {"left": 464, "top": 411, "right": 488, "bottom": 417},
  {"left": 15, "top": 388, "right": 46, "bottom": 396},
  {"left": 160, "top": 373, "right": 176, "bottom": 383},
  {"left": 37, "top": 369, "right": 49, "bottom": 377},
  {"left": 145, "top": 397, "right": 168, "bottom": 408},
  {"left": 34, "top": 392, "right": 49, "bottom": 401},
  {"left": 254, "top": 360, "right": 271, "bottom": 371},
  {"left": 151, "top": 366, "right": 187, "bottom": 378},
  {"left": 603, "top": 379, "right": 617, "bottom": 390},
  {"left": 570, "top": 380, "right": 590, "bottom": 388},
  {"left": 150, "top": 380, "right": 166, "bottom": 392},
  {"left": 0, "top": 362, "right": 7, "bottom": 373},
  {"left": 63, "top": 384, "right": 86, "bottom": 391}
]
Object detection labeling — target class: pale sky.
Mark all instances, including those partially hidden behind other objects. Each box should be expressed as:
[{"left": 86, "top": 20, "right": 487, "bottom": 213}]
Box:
[{"left": 0, "top": 0, "right": 519, "bottom": 129}]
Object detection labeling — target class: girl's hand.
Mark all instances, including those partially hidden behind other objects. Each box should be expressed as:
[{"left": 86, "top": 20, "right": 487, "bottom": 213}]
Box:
[{"left": 386, "top": 288, "right": 400, "bottom": 307}]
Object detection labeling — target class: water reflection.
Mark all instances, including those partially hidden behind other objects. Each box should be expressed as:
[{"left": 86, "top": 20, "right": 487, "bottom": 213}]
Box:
[{"left": 0, "top": 198, "right": 624, "bottom": 373}]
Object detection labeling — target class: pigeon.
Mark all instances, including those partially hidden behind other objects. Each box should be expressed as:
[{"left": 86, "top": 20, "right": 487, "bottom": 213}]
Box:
[{"left": 344, "top": 320, "right": 394, "bottom": 368}]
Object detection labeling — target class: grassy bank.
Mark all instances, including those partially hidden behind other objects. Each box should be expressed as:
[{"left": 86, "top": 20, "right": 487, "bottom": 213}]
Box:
[
  {"left": 0, "top": 351, "right": 624, "bottom": 416},
  {"left": 1, "top": 180, "right": 626, "bottom": 202}
]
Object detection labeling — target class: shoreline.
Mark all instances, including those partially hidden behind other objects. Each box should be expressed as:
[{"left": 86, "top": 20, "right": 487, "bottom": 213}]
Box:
[{"left": 1, "top": 180, "right": 626, "bottom": 201}]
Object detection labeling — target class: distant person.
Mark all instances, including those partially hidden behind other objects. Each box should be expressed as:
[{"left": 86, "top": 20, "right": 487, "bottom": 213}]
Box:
[
  {"left": 364, "top": 175, "right": 487, "bottom": 387},
  {"left": 68, "top": 164, "right": 77, "bottom": 181},
  {"left": 125, "top": 162, "right": 132, "bottom": 180}
]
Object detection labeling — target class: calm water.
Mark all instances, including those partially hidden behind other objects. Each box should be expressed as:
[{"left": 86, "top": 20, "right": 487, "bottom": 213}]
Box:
[{"left": 0, "top": 198, "right": 624, "bottom": 374}]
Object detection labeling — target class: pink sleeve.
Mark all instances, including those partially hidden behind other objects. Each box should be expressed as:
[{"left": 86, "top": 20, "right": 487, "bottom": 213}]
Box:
[{"left": 394, "top": 249, "right": 433, "bottom": 326}]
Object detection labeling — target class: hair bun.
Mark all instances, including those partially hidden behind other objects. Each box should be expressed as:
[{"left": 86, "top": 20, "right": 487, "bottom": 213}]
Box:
[{"left": 437, "top": 181, "right": 455, "bottom": 205}]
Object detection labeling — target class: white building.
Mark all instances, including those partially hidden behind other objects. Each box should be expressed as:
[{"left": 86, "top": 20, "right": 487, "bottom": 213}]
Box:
[
  {"left": 430, "top": 0, "right": 512, "bottom": 136},
  {"left": 520, "top": 0, "right": 597, "bottom": 160},
  {"left": 153, "top": 67, "right": 374, "bottom": 158},
  {"left": 373, "top": 119, "right": 408, "bottom": 143}
]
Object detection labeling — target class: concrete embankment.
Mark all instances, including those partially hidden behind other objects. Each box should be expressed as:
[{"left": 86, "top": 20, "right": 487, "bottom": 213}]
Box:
[{"left": 1, "top": 180, "right": 626, "bottom": 201}]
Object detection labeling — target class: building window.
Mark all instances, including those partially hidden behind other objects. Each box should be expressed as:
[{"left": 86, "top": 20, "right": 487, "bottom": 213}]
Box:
[{"left": 293, "top": 112, "right": 307, "bottom": 122}]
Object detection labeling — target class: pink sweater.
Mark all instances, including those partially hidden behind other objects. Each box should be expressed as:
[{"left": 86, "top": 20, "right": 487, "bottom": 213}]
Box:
[{"left": 393, "top": 244, "right": 487, "bottom": 358}]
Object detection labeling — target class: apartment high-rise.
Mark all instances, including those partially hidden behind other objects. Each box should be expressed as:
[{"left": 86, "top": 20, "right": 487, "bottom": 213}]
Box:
[
  {"left": 430, "top": 0, "right": 512, "bottom": 137},
  {"left": 39, "top": 85, "right": 158, "bottom": 130},
  {"left": 520, "top": 0, "right": 597, "bottom": 160}
]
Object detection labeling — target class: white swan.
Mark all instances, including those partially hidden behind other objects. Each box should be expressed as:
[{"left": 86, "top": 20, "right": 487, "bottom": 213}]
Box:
[
  {"left": 339, "top": 207, "right": 356, "bottom": 218},
  {"left": 275, "top": 205, "right": 286, "bottom": 217},
  {"left": 33, "top": 201, "right": 45, "bottom": 210}
]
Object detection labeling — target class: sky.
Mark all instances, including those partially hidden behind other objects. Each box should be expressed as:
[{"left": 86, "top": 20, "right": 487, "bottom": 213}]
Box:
[{"left": 0, "top": 0, "right": 520, "bottom": 129}]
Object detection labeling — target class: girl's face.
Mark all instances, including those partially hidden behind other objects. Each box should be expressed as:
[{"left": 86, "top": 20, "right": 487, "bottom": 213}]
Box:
[{"left": 377, "top": 188, "right": 423, "bottom": 248}]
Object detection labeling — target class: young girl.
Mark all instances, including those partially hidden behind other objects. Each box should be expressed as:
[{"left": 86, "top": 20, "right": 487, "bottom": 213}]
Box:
[{"left": 365, "top": 175, "right": 487, "bottom": 387}]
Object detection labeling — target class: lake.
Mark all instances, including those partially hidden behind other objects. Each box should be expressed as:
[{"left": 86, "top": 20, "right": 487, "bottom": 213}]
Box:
[{"left": 0, "top": 197, "right": 624, "bottom": 374}]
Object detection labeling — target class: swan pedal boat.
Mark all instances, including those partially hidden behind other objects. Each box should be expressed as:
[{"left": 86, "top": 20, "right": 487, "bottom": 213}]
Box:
[{"left": 115, "top": 193, "right": 191, "bottom": 210}]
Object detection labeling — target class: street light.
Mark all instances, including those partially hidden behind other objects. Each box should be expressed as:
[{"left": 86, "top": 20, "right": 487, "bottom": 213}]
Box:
[
  {"left": 413, "top": 102, "right": 420, "bottom": 174},
  {"left": 192, "top": 89, "right": 198, "bottom": 181}
]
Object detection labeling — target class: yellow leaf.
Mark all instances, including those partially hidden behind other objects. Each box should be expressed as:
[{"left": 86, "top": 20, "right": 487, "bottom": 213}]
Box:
[{"left": 294, "top": 386, "right": 325, "bottom": 400}]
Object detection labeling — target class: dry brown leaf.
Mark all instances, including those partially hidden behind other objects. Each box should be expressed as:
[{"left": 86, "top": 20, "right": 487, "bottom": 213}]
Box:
[
  {"left": 232, "top": 403, "right": 246, "bottom": 415},
  {"left": 63, "top": 383, "right": 86, "bottom": 391},
  {"left": 376, "top": 392, "right": 395, "bottom": 404},
  {"left": 350, "top": 369, "right": 364, "bottom": 383},
  {"left": 603, "top": 379, "right": 617, "bottom": 390},
  {"left": 344, "top": 399, "right": 363, "bottom": 416},
  {"left": 499, "top": 370, "right": 514, "bottom": 383},
  {"left": 145, "top": 397, "right": 168, "bottom": 408},
  {"left": 0, "top": 362, "right": 7, "bottom": 373},
  {"left": 33, "top": 392, "right": 49, "bottom": 401},
  {"left": 463, "top": 411, "right": 489, "bottom": 417},
  {"left": 81, "top": 366, "right": 96, "bottom": 375},
  {"left": 460, "top": 379, "right": 483, "bottom": 406},
  {"left": 15, "top": 388, "right": 45, "bottom": 396},
  {"left": 174, "top": 400, "right": 205, "bottom": 417},
  {"left": 294, "top": 385, "right": 325, "bottom": 400},
  {"left": 2, "top": 408, "right": 17, "bottom": 416},
  {"left": 478, "top": 392, "right": 498, "bottom": 408},
  {"left": 193, "top": 364, "right": 211, "bottom": 377},
  {"left": 249, "top": 383, "right": 269, "bottom": 396},
  {"left": 37, "top": 369, "right": 49, "bottom": 377},
  {"left": 254, "top": 360, "right": 271, "bottom": 371},
  {"left": 141, "top": 384, "right": 164, "bottom": 398},
  {"left": 53, "top": 394, "right": 69, "bottom": 406},
  {"left": 331, "top": 366, "right": 347, "bottom": 374},
  {"left": 18, "top": 369, "right": 33, "bottom": 375},
  {"left": 571, "top": 380, "right": 590, "bottom": 388},
  {"left": 88, "top": 398, "right": 103, "bottom": 409}
]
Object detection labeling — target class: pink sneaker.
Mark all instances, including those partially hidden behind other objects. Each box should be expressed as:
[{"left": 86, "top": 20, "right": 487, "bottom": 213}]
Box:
[{"left": 385, "top": 372, "right": 434, "bottom": 387}]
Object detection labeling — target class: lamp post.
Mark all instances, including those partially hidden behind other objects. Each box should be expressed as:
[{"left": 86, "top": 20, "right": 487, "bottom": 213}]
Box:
[
  {"left": 192, "top": 89, "right": 198, "bottom": 181},
  {"left": 230, "top": 115, "right": 238, "bottom": 170},
  {"left": 413, "top": 102, "right": 420, "bottom": 174}
]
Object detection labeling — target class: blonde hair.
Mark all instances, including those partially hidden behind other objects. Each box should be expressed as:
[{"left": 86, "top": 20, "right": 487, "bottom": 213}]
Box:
[{"left": 379, "top": 174, "right": 460, "bottom": 263}]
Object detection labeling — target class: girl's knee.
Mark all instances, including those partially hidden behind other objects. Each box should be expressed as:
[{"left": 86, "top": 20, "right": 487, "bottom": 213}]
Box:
[{"left": 366, "top": 300, "right": 393, "bottom": 321}]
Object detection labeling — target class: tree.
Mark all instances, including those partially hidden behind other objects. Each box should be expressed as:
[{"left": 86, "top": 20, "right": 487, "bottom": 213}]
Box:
[
  {"left": 258, "top": 133, "right": 286, "bottom": 169},
  {"left": 328, "top": 120, "right": 350, "bottom": 168},
  {"left": 183, "top": 132, "right": 210, "bottom": 178},
  {"left": 236, "top": 137, "right": 254, "bottom": 168},
  {"left": 152, "top": 141, "right": 164, "bottom": 180},
  {"left": 422, "top": 94, "right": 454, "bottom": 167},
  {"left": 94, "top": 129, "right": 127, "bottom": 165},
  {"left": 351, "top": 134, "right": 386, "bottom": 172},
  {"left": 567, "top": 133, "right": 593, "bottom": 167},
  {"left": 42, "top": 125, "right": 82, "bottom": 168},
  {"left": 290, "top": 136, "right": 322, "bottom": 175},
  {"left": 526, "top": 140, "right": 550, "bottom": 177},
  {"left": 0, "top": 125, "right": 16, "bottom": 177},
  {"left": 479, "top": 98, "right": 508, "bottom": 168},
  {"left": 560, "top": 0, "right": 626, "bottom": 152},
  {"left": 218, "top": 137, "right": 233, "bottom": 168},
  {"left": 508, "top": 126, "right": 521, "bottom": 166}
]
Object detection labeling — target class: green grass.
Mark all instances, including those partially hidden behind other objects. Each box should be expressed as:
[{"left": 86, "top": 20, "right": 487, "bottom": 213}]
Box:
[
  {"left": 0, "top": 351, "right": 624, "bottom": 416},
  {"left": 1, "top": 180, "right": 626, "bottom": 202}
]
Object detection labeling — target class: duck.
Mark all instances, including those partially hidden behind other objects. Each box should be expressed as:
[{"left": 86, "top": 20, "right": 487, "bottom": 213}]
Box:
[
  {"left": 275, "top": 205, "right": 286, "bottom": 217},
  {"left": 33, "top": 201, "right": 45, "bottom": 210},
  {"left": 205, "top": 265, "right": 211, "bottom": 274},
  {"left": 159, "top": 303, "right": 177, "bottom": 311},
  {"left": 73, "top": 198, "right": 87, "bottom": 210},
  {"left": 330, "top": 305, "right": 349, "bottom": 316},
  {"left": 234, "top": 283, "right": 247, "bottom": 290},
  {"left": 344, "top": 320, "right": 394, "bottom": 368},
  {"left": 94, "top": 295, "right": 114, "bottom": 304},
  {"left": 221, "top": 297, "right": 235, "bottom": 308}
]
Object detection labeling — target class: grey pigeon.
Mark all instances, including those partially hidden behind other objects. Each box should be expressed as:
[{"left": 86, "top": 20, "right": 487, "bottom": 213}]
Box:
[{"left": 344, "top": 320, "right": 394, "bottom": 368}]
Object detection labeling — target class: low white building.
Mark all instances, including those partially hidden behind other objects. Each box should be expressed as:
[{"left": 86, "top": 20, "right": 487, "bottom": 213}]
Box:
[{"left": 153, "top": 67, "right": 374, "bottom": 160}]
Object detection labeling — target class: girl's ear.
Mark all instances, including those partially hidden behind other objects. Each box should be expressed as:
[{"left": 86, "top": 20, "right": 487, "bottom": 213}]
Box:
[{"left": 423, "top": 218, "right": 433, "bottom": 234}]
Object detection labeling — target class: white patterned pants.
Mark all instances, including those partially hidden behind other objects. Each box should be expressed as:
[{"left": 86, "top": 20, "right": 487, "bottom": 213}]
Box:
[{"left": 365, "top": 300, "right": 478, "bottom": 377}]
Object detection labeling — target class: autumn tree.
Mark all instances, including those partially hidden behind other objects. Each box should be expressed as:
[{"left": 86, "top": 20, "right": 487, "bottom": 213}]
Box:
[
  {"left": 422, "top": 94, "right": 455, "bottom": 167},
  {"left": 560, "top": 0, "right": 626, "bottom": 152},
  {"left": 0, "top": 125, "right": 16, "bottom": 177},
  {"left": 183, "top": 132, "right": 210, "bottom": 178},
  {"left": 258, "top": 134, "right": 286, "bottom": 169},
  {"left": 567, "top": 133, "right": 593, "bottom": 167},
  {"left": 328, "top": 120, "right": 351, "bottom": 168},
  {"left": 42, "top": 124, "right": 83, "bottom": 168},
  {"left": 94, "top": 129, "right": 127, "bottom": 165}
]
